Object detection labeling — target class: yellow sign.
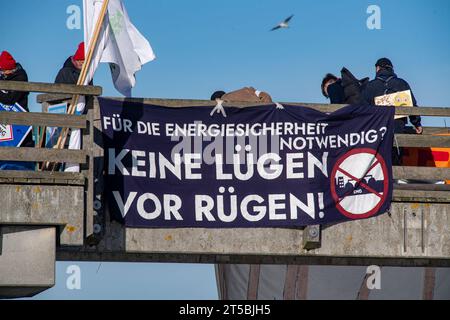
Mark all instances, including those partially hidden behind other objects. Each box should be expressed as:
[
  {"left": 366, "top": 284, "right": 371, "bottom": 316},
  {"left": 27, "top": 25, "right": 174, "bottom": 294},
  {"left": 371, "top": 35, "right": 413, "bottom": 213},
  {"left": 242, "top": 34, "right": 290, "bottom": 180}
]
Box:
[{"left": 375, "top": 90, "right": 413, "bottom": 119}]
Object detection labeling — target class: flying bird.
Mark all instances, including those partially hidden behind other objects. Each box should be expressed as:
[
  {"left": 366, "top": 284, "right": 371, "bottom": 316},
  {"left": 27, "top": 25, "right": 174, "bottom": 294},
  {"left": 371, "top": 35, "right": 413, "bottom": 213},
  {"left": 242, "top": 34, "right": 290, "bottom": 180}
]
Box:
[{"left": 270, "top": 15, "right": 294, "bottom": 31}]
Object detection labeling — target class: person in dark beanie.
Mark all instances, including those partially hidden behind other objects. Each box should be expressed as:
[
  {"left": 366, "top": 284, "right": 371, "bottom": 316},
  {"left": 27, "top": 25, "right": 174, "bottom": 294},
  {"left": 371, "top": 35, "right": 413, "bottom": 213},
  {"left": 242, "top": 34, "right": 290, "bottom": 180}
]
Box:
[
  {"left": 363, "top": 58, "right": 422, "bottom": 134},
  {"left": 321, "top": 70, "right": 369, "bottom": 105},
  {"left": 321, "top": 73, "right": 345, "bottom": 104},
  {"left": 55, "top": 42, "right": 86, "bottom": 84},
  {"left": 363, "top": 58, "right": 423, "bottom": 165},
  {"left": 210, "top": 90, "right": 226, "bottom": 100}
]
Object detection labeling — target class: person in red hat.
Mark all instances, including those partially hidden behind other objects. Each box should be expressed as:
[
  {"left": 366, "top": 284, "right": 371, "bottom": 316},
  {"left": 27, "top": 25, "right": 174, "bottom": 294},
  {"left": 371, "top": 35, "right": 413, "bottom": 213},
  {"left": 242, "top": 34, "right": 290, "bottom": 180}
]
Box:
[
  {"left": 0, "top": 50, "right": 35, "bottom": 170},
  {"left": 0, "top": 50, "right": 30, "bottom": 112},
  {"left": 55, "top": 42, "right": 87, "bottom": 84}
]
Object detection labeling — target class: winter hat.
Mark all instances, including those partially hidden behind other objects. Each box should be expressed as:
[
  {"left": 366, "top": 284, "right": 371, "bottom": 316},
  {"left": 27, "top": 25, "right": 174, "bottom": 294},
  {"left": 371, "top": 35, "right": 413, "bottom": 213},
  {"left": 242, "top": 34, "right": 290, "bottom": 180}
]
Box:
[
  {"left": 73, "top": 42, "right": 85, "bottom": 61},
  {"left": 375, "top": 57, "right": 393, "bottom": 69},
  {"left": 0, "top": 51, "right": 17, "bottom": 70},
  {"left": 210, "top": 90, "right": 226, "bottom": 100}
]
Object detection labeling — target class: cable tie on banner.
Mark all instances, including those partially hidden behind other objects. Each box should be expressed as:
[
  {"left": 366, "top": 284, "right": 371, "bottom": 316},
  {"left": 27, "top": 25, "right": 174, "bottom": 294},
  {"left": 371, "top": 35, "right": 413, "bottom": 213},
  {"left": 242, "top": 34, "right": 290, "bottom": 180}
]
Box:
[
  {"left": 394, "top": 135, "right": 400, "bottom": 156},
  {"left": 210, "top": 99, "right": 227, "bottom": 118},
  {"left": 275, "top": 102, "right": 285, "bottom": 110}
]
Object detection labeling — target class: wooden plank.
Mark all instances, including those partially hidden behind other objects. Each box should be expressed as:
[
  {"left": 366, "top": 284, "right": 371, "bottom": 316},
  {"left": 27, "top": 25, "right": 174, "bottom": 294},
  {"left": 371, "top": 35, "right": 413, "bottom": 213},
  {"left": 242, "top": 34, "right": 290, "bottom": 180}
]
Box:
[
  {"left": 295, "top": 266, "right": 309, "bottom": 300},
  {"left": 393, "top": 166, "right": 450, "bottom": 180},
  {"left": 105, "top": 97, "right": 450, "bottom": 117},
  {"left": 0, "top": 170, "right": 85, "bottom": 180},
  {"left": 0, "top": 112, "right": 86, "bottom": 128},
  {"left": 394, "top": 184, "right": 450, "bottom": 192},
  {"left": 0, "top": 80, "right": 102, "bottom": 96},
  {"left": 91, "top": 97, "right": 106, "bottom": 242},
  {"left": 215, "top": 264, "right": 228, "bottom": 300},
  {"left": 40, "top": 179, "right": 55, "bottom": 184},
  {"left": 247, "top": 265, "right": 261, "bottom": 300},
  {"left": 37, "top": 94, "right": 73, "bottom": 104},
  {"left": 24, "top": 178, "right": 41, "bottom": 184},
  {"left": 291, "top": 103, "right": 450, "bottom": 117},
  {"left": 106, "top": 97, "right": 216, "bottom": 108},
  {"left": 395, "top": 134, "right": 450, "bottom": 147},
  {"left": 405, "top": 127, "right": 450, "bottom": 135},
  {"left": 0, "top": 147, "right": 87, "bottom": 163},
  {"left": 393, "top": 189, "right": 450, "bottom": 203},
  {"left": 393, "top": 106, "right": 450, "bottom": 117},
  {"left": 48, "top": 178, "right": 83, "bottom": 185},
  {"left": 83, "top": 99, "right": 95, "bottom": 238},
  {"left": 422, "top": 267, "right": 436, "bottom": 300},
  {"left": 283, "top": 265, "right": 298, "bottom": 300}
]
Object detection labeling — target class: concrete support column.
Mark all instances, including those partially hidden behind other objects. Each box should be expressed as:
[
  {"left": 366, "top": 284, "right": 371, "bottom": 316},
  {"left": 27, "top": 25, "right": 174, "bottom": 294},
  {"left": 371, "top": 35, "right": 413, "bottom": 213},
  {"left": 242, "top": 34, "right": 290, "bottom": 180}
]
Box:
[{"left": 0, "top": 226, "right": 56, "bottom": 299}]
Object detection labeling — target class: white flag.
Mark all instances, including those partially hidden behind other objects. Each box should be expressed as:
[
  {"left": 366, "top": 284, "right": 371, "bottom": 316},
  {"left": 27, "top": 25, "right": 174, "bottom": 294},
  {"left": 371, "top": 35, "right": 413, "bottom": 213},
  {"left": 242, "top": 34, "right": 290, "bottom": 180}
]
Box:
[
  {"left": 83, "top": 0, "right": 156, "bottom": 95},
  {"left": 65, "top": 0, "right": 155, "bottom": 172}
]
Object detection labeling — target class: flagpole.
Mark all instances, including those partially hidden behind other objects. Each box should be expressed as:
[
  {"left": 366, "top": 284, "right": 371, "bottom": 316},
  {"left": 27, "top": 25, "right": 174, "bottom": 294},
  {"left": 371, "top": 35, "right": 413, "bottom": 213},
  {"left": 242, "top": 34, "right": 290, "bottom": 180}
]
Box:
[{"left": 46, "top": 0, "right": 110, "bottom": 170}]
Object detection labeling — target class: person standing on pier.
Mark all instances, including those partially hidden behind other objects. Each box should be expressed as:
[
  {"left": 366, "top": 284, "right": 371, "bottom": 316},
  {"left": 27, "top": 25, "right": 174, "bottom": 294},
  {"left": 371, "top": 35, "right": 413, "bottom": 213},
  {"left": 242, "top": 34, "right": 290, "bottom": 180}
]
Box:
[
  {"left": 0, "top": 50, "right": 33, "bottom": 148},
  {"left": 55, "top": 42, "right": 88, "bottom": 85}
]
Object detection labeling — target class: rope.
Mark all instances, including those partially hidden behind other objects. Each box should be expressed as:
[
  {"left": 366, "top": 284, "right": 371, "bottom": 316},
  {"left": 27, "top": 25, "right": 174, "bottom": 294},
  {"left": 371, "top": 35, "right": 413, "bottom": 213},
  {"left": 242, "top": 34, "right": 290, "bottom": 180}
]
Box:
[
  {"left": 210, "top": 99, "right": 227, "bottom": 118},
  {"left": 275, "top": 102, "right": 285, "bottom": 110}
]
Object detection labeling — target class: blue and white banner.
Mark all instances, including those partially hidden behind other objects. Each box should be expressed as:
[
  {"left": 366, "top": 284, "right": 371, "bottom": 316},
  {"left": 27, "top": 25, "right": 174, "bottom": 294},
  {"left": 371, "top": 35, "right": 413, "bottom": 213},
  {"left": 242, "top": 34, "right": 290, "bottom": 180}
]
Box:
[
  {"left": 99, "top": 97, "right": 394, "bottom": 228},
  {"left": 0, "top": 102, "right": 32, "bottom": 147},
  {"left": 45, "top": 102, "right": 68, "bottom": 148}
]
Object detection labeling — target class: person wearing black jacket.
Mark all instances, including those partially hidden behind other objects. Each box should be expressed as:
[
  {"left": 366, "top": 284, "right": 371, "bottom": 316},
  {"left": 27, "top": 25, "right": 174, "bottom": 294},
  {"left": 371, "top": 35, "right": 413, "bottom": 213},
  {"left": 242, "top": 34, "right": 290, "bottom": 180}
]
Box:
[
  {"left": 0, "top": 51, "right": 35, "bottom": 170},
  {"left": 0, "top": 51, "right": 33, "bottom": 148},
  {"left": 0, "top": 51, "right": 29, "bottom": 111},
  {"left": 55, "top": 42, "right": 85, "bottom": 84},
  {"left": 363, "top": 58, "right": 423, "bottom": 165},
  {"left": 321, "top": 73, "right": 345, "bottom": 104},
  {"left": 321, "top": 69, "right": 369, "bottom": 105},
  {"left": 363, "top": 58, "right": 423, "bottom": 135},
  {"left": 54, "top": 43, "right": 91, "bottom": 172},
  {"left": 340, "top": 68, "right": 370, "bottom": 105}
]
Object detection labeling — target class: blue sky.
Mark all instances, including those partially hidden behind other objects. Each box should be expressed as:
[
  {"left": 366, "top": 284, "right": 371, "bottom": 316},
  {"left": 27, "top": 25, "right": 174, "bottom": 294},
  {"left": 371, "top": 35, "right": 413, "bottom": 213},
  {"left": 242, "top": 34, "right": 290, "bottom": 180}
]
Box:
[
  {"left": 29, "top": 262, "right": 218, "bottom": 300},
  {"left": 1, "top": 0, "right": 450, "bottom": 299}
]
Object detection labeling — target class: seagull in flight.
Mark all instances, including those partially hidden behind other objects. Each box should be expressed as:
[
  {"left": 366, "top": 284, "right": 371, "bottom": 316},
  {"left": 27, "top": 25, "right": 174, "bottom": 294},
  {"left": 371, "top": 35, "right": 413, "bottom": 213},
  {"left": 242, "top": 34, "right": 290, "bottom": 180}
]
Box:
[{"left": 270, "top": 15, "right": 294, "bottom": 31}]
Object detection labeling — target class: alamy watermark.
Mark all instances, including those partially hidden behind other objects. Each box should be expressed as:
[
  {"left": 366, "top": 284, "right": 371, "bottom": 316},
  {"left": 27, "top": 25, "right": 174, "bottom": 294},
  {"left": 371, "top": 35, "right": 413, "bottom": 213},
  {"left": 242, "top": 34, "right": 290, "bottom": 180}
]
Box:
[
  {"left": 367, "top": 5, "right": 382, "bottom": 30},
  {"left": 67, "top": 4, "right": 381, "bottom": 31},
  {"left": 366, "top": 265, "right": 381, "bottom": 290},
  {"left": 66, "top": 265, "right": 82, "bottom": 290},
  {"left": 66, "top": 4, "right": 81, "bottom": 30}
]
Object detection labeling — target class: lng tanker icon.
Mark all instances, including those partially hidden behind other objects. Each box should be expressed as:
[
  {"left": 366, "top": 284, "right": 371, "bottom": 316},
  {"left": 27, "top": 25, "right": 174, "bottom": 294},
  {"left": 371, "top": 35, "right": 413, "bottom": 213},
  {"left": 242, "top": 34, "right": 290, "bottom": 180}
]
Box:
[{"left": 335, "top": 174, "right": 384, "bottom": 199}]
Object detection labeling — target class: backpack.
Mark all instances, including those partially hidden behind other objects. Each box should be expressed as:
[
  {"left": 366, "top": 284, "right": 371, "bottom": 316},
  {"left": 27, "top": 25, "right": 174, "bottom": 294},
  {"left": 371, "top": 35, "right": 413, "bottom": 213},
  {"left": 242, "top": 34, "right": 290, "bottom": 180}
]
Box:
[{"left": 340, "top": 67, "right": 369, "bottom": 104}]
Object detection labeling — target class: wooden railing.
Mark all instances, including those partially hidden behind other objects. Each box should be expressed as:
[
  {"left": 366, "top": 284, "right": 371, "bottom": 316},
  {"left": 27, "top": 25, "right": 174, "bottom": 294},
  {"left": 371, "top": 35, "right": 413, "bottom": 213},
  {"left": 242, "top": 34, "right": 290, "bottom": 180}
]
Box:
[
  {"left": 1, "top": 80, "right": 450, "bottom": 243},
  {"left": 0, "top": 80, "right": 102, "bottom": 96},
  {"left": 0, "top": 80, "right": 101, "bottom": 168},
  {"left": 2, "top": 87, "right": 450, "bottom": 190},
  {"left": 0, "top": 80, "right": 102, "bottom": 239}
]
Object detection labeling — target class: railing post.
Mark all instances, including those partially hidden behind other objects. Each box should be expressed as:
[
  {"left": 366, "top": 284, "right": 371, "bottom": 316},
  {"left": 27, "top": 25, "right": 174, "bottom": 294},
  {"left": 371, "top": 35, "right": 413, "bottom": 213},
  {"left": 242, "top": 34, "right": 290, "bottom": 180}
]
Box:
[
  {"left": 92, "top": 97, "right": 106, "bottom": 245},
  {"left": 82, "top": 97, "right": 95, "bottom": 243}
]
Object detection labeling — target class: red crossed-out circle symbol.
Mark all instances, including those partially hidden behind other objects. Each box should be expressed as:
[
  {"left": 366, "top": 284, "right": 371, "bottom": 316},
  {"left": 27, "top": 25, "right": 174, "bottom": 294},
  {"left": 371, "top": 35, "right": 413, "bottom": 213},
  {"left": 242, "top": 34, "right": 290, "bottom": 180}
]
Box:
[{"left": 330, "top": 148, "right": 389, "bottom": 219}]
